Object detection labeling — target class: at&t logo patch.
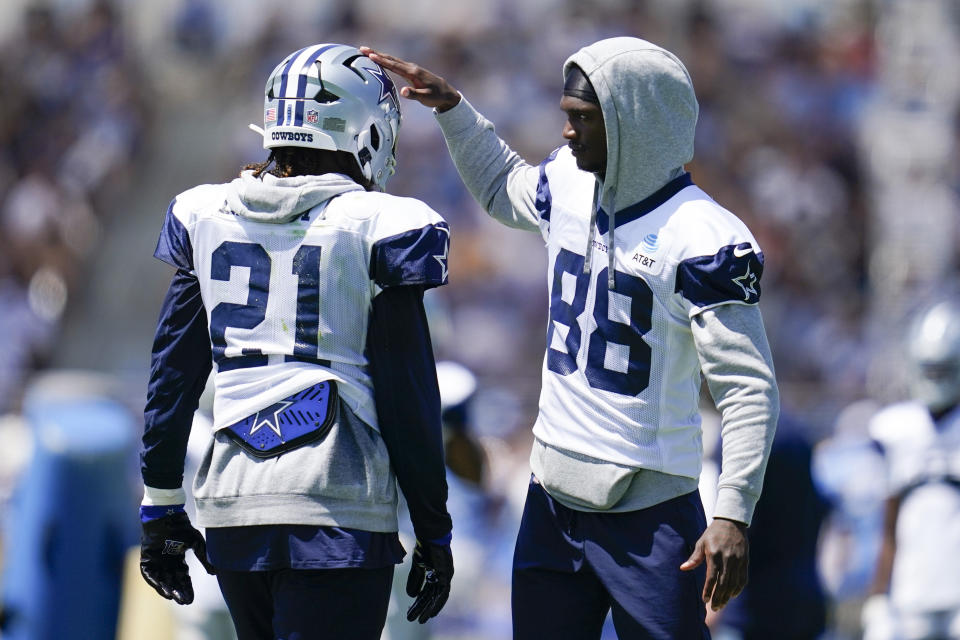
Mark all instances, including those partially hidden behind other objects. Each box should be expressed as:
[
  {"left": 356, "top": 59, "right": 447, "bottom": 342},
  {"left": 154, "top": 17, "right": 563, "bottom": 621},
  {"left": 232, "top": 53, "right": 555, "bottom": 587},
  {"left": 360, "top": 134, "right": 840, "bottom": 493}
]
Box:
[{"left": 641, "top": 233, "right": 659, "bottom": 253}]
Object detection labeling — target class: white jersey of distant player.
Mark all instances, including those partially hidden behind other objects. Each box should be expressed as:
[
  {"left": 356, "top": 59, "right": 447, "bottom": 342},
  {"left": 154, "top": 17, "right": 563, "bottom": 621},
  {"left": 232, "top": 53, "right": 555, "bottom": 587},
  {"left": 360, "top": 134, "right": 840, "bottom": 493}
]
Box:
[
  {"left": 870, "top": 402, "right": 960, "bottom": 612},
  {"left": 160, "top": 184, "right": 449, "bottom": 432},
  {"left": 534, "top": 147, "right": 764, "bottom": 479}
]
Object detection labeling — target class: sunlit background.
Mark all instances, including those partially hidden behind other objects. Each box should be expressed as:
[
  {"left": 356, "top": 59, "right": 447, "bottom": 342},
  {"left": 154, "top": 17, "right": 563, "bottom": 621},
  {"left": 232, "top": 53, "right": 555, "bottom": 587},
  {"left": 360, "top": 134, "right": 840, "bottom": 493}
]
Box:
[{"left": 0, "top": 0, "right": 957, "bottom": 638}]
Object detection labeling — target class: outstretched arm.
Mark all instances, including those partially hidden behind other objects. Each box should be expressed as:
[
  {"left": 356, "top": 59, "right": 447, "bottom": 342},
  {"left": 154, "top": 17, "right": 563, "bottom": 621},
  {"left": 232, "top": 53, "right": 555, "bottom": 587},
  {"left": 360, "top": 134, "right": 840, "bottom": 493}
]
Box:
[
  {"left": 360, "top": 47, "right": 462, "bottom": 112},
  {"left": 362, "top": 47, "right": 541, "bottom": 231}
]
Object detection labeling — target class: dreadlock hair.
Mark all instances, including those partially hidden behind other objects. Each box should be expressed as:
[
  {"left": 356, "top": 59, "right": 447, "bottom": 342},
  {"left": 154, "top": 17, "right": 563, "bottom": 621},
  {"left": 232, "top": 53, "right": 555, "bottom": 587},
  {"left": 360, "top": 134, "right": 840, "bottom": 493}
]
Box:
[{"left": 242, "top": 147, "right": 373, "bottom": 190}]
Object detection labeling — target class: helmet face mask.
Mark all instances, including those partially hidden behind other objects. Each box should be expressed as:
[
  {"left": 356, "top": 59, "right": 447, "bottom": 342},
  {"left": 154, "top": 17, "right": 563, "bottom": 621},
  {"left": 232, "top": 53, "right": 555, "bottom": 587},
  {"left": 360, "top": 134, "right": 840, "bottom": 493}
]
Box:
[
  {"left": 255, "top": 43, "right": 402, "bottom": 190},
  {"left": 906, "top": 301, "right": 960, "bottom": 413}
]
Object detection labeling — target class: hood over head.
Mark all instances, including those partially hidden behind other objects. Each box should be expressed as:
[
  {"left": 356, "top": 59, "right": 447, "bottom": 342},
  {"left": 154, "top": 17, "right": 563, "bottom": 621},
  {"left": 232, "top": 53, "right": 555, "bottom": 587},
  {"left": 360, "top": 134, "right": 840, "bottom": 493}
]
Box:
[
  {"left": 225, "top": 170, "right": 365, "bottom": 223},
  {"left": 564, "top": 37, "right": 698, "bottom": 212},
  {"left": 565, "top": 37, "right": 698, "bottom": 288}
]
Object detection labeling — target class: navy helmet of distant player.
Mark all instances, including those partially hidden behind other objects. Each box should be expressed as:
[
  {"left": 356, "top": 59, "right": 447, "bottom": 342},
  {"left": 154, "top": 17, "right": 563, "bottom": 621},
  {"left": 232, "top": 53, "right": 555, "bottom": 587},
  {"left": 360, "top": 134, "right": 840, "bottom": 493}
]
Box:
[
  {"left": 251, "top": 43, "right": 402, "bottom": 190},
  {"left": 906, "top": 300, "right": 960, "bottom": 413}
]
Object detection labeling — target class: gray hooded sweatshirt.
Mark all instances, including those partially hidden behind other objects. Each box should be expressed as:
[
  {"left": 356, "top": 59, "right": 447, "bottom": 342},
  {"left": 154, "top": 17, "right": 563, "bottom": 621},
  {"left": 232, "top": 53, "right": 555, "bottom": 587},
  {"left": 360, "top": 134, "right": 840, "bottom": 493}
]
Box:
[
  {"left": 435, "top": 38, "right": 778, "bottom": 524},
  {"left": 225, "top": 170, "right": 364, "bottom": 223}
]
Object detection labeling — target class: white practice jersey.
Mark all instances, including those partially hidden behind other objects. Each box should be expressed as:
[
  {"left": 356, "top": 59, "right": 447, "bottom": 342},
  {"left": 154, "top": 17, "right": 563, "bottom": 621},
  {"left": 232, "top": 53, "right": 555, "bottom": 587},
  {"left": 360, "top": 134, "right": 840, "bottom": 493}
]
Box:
[
  {"left": 155, "top": 184, "right": 450, "bottom": 431},
  {"left": 870, "top": 402, "right": 960, "bottom": 612},
  {"left": 533, "top": 147, "right": 764, "bottom": 478}
]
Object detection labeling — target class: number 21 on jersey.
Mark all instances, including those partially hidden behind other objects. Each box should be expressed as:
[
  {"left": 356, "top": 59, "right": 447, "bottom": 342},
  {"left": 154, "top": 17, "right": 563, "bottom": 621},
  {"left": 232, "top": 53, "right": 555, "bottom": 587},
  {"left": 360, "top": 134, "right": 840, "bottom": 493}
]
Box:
[{"left": 209, "top": 240, "right": 323, "bottom": 371}]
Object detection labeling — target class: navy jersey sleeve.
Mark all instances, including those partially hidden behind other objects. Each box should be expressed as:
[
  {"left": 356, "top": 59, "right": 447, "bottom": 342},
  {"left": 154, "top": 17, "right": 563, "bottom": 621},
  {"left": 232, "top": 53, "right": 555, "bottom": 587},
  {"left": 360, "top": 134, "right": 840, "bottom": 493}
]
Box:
[
  {"left": 534, "top": 147, "right": 561, "bottom": 224},
  {"left": 370, "top": 222, "right": 450, "bottom": 289},
  {"left": 675, "top": 243, "right": 764, "bottom": 308},
  {"left": 141, "top": 269, "right": 212, "bottom": 489},
  {"left": 154, "top": 199, "right": 194, "bottom": 272},
  {"left": 367, "top": 285, "right": 452, "bottom": 542}
]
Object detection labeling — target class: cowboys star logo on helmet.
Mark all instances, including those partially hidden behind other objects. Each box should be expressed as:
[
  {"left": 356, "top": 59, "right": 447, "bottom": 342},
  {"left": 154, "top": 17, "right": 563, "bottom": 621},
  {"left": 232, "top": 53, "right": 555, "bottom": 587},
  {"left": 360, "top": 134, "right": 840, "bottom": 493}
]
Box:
[
  {"left": 249, "top": 43, "right": 402, "bottom": 190},
  {"left": 366, "top": 63, "right": 400, "bottom": 110}
]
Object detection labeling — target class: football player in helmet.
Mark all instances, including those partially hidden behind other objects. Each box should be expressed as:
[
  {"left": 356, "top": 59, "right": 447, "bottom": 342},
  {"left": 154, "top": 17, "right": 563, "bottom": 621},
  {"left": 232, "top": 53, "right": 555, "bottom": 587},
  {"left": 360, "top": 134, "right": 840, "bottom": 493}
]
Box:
[
  {"left": 864, "top": 301, "right": 960, "bottom": 640},
  {"left": 363, "top": 38, "right": 779, "bottom": 639},
  {"left": 248, "top": 42, "right": 401, "bottom": 191},
  {"left": 905, "top": 301, "right": 960, "bottom": 417},
  {"left": 138, "top": 44, "right": 453, "bottom": 639}
]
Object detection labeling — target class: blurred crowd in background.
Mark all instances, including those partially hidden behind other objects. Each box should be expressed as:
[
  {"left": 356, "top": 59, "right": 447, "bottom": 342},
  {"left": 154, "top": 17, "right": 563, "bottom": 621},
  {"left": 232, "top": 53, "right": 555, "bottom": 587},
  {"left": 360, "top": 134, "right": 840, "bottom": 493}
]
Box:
[
  {"left": 0, "top": 0, "right": 147, "bottom": 417},
  {"left": 0, "top": 0, "right": 957, "bottom": 638}
]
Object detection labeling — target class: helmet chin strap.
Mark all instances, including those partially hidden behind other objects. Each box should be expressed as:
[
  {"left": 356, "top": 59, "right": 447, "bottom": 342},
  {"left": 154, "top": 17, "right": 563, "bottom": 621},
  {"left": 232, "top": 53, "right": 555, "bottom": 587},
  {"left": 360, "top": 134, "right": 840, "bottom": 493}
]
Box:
[{"left": 249, "top": 123, "right": 265, "bottom": 136}]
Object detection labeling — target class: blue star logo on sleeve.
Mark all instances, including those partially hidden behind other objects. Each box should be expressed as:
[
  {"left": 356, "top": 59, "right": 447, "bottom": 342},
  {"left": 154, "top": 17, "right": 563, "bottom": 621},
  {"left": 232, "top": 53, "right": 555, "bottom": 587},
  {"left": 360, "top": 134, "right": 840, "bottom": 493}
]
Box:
[
  {"left": 249, "top": 400, "right": 294, "bottom": 438},
  {"left": 732, "top": 263, "right": 758, "bottom": 301}
]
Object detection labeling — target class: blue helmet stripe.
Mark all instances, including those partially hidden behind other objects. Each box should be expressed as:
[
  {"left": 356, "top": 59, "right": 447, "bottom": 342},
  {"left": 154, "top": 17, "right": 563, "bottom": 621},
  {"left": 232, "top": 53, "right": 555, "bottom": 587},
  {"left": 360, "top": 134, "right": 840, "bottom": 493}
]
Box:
[
  {"left": 294, "top": 44, "right": 338, "bottom": 126},
  {"left": 276, "top": 46, "right": 309, "bottom": 127},
  {"left": 274, "top": 44, "right": 342, "bottom": 127},
  {"left": 294, "top": 73, "right": 308, "bottom": 125}
]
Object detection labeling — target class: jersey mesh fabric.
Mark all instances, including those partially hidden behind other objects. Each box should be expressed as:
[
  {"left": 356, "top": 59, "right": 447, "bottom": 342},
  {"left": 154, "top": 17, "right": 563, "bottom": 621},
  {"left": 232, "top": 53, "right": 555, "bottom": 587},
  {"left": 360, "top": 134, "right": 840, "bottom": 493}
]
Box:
[{"left": 159, "top": 186, "right": 448, "bottom": 432}]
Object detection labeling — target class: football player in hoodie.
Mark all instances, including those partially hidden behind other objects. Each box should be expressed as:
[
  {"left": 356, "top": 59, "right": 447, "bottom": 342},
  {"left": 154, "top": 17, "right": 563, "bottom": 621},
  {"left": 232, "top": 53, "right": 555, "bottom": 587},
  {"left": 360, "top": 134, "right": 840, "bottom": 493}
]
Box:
[
  {"left": 363, "top": 37, "right": 779, "bottom": 639},
  {"left": 138, "top": 44, "right": 454, "bottom": 640}
]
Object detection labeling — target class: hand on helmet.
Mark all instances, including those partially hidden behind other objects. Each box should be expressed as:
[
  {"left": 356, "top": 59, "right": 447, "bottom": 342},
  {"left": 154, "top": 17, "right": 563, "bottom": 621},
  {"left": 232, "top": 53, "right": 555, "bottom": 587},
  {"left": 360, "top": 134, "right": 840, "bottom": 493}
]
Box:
[{"left": 360, "top": 47, "right": 462, "bottom": 113}]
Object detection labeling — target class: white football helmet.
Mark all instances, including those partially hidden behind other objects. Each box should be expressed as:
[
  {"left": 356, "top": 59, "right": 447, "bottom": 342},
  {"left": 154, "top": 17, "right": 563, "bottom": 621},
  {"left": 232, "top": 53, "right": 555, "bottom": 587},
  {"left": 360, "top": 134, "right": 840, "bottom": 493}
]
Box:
[
  {"left": 906, "top": 300, "right": 960, "bottom": 412},
  {"left": 251, "top": 43, "right": 401, "bottom": 190},
  {"left": 436, "top": 361, "right": 478, "bottom": 414}
]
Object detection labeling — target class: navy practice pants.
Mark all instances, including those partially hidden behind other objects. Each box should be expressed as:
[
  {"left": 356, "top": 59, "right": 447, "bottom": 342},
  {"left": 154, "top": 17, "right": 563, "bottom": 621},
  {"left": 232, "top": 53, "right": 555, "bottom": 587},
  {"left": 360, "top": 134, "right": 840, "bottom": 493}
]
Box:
[
  {"left": 216, "top": 566, "right": 394, "bottom": 640},
  {"left": 512, "top": 478, "right": 710, "bottom": 640}
]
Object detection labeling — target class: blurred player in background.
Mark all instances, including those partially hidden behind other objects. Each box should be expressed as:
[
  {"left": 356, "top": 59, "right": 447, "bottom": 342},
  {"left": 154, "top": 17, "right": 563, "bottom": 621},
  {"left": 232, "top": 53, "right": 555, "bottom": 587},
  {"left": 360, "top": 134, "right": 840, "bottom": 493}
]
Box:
[
  {"left": 384, "top": 360, "right": 495, "bottom": 640},
  {"left": 138, "top": 43, "right": 454, "bottom": 640},
  {"left": 863, "top": 301, "right": 960, "bottom": 640},
  {"left": 710, "top": 413, "right": 830, "bottom": 640},
  {"left": 364, "top": 35, "right": 779, "bottom": 639}
]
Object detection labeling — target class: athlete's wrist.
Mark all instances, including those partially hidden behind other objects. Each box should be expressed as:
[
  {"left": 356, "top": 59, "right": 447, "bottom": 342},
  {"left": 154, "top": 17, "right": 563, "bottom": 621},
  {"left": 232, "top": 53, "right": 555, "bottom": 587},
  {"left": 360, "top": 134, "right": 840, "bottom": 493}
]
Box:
[
  {"left": 434, "top": 93, "right": 462, "bottom": 114},
  {"left": 712, "top": 516, "right": 748, "bottom": 530},
  {"left": 142, "top": 485, "right": 187, "bottom": 506}
]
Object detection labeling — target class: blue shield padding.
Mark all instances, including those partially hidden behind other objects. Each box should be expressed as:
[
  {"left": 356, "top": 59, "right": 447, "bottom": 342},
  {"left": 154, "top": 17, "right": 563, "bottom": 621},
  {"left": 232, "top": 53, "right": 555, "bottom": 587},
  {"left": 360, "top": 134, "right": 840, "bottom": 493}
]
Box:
[
  {"left": 224, "top": 381, "right": 337, "bottom": 457},
  {"left": 1, "top": 391, "right": 136, "bottom": 640}
]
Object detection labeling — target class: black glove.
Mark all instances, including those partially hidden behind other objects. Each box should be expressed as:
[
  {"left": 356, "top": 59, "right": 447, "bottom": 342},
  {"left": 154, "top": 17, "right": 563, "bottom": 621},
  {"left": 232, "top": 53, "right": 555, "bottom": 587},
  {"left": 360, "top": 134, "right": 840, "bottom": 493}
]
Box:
[
  {"left": 405, "top": 538, "right": 454, "bottom": 623},
  {"left": 140, "top": 510, "right": 215, "bottom": 605}
]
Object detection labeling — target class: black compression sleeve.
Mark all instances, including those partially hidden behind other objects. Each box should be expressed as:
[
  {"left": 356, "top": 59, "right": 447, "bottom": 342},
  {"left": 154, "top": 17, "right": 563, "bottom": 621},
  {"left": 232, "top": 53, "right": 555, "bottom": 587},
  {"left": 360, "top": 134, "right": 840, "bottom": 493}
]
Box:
[
  {"left": 141, "top": 269, "right": 212, "bottom": 489},
  {"left": 367, "top": 286, "right": 452, "bottom": 541}
]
